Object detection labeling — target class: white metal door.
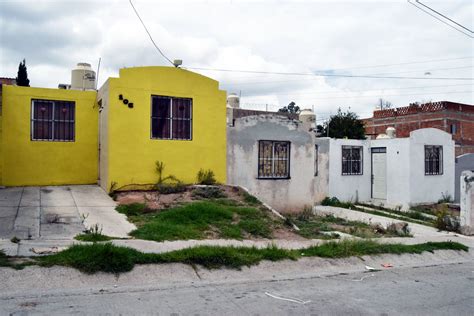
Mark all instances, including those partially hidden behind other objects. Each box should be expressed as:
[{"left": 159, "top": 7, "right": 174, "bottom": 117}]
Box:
[{"left": 371, "top": 149, "right": 387, "bottom": 200}]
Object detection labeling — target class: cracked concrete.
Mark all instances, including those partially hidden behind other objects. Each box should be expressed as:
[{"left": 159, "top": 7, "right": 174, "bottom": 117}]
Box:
[{"left": 0, "top": 185, "right": 135, "bottom": 246}]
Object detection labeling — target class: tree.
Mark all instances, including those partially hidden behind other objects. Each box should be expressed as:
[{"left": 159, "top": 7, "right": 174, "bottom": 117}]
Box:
[
  {"left": 377, "top": 98, "right": 393, "bottom": 110},
  {"left": 16, "top": 59, "right": 30, "bottom": 87},
  {"left": 322, "top": 108, "right": 365, "bottom": 139},
  {"left": 278, "top": 101, "right": 300, "bottom": 114}
]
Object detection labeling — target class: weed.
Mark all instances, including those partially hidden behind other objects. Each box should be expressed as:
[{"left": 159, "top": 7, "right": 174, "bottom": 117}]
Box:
[
  {"left": 197, "top": 169, "right": 217, "bottom": 185},
  {"left": 242, "top": 191, "right": 261, "bottom": 205},
  {"left": 155, "top": 183, "right": 187, "bottom": 194},
  {"left": 10, "top": 236, "right": 20, "bottom": 244},
  {"left": 75, "top": 224, "right": 112, "bottom": 242},
  {"left": 296, "top": 206, "right": 314, "bottom": 221},
  {"left": 116, "top": 203, "right": 148, "bottom": 216},
  {"left": 33, "top": 240, "right": 467, "bottom": 274},
  {"left": 321, "top": 197, "right": 354, "bottom": 209},
  {"left": 438, "top": 192, "right": 453, "bottom": 204},
  {"left": 192, "top": 187, "right": 226, "bottom": 199}
]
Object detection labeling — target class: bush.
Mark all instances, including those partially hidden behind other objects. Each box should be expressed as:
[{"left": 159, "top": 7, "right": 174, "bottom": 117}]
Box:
[
  {"left": 321, "top": 197, "right": 354, "bottom": 209},
  {"left": 192, "top": 187, "right": 226, "bottom": 199},
  {"left": 435, "top": 205, "right": 460, "bottom": 232},
  {"left": 155, "top": 182, "right": 187, "bottom": 194},
  {"left": 197, "top": 169, "right": 217, "bottom": 185}
]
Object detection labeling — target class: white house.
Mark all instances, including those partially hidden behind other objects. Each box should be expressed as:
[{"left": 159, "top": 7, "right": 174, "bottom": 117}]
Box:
[{"left": 315, "top": 128, "right": 455, "bottom": 210}]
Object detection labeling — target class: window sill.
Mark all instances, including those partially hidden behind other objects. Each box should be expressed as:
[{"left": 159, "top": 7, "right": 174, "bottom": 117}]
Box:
[
  {"left": 341, "top": 174, "right": 363, "bottom": 176},
  {"left": 257, "top": 177, "right": 291, "bottom": 180}
]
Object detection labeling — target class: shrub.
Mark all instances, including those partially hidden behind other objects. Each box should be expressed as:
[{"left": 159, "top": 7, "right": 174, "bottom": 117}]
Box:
[
  {"left": 435, "top": 205, "right": 460, "bottom": 232},
  {"left": 155, "top": 182, "right": 187, "bottom": 194},
  {"left": 321, "top": 197, "right": 354, "bottom": 209},
  {"left": 438, "top": 192, "right": 453, "bottom": 204},
  {"left": 196, "top": 169, "right": 217, "bottom": 185},
  {"left": 192, "top": 187, "right": 226, "bottom": 199}
]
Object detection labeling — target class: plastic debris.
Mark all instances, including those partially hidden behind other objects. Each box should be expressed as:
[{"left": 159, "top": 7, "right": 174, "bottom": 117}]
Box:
[
  {"left": 381, "top": 263, "right": 394, "bottom": 268},
  {"left": 365, "top": 265, "right": 376, "bottom": 271},
  {"left": 265, "top": 292, "right": 311, "bottom": 304}
]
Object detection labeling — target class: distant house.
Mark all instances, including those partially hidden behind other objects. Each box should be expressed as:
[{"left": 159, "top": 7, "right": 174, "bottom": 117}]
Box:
[
  {"left": 0, "top": 65, "right": 226, "bottom": 189},
  {"left": 315, "top": 128, "right": 454, "bottom": 210},
  {"left": 227, "top": 109, "right": 317, "bottom": 212},
  {"left": 362, "top": 101, "right": 474, "bottom": 156},
  {"left": 227, "top": 95, "right": 455, "bottom": 212}
]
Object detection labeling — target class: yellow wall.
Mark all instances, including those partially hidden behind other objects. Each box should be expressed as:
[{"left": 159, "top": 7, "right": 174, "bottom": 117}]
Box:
[
  {"left": 1, "top": 86, "right": 98, "bottom": 186},
  {"left": 100, "top": 67, "right": 227, "bottom": 191}
]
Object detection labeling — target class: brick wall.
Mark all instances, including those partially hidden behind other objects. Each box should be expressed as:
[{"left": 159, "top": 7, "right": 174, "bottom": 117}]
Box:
[{"left": 362, "top": 101, "right": 474, "bottom": 156}]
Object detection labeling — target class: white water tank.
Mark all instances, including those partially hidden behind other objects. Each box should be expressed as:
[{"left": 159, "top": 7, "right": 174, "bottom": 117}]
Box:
[
  {"left": 386, "top": 127, "right": 396, "bottom": 138},
  {"left": 299, "top": 108, "right": 316, "bottom": 131},
  {"left": 71, "top": 63, "right": 96, "bottom": 90},
  {"left": 227, "top": 93, "right": 240, "bottom": 108}
]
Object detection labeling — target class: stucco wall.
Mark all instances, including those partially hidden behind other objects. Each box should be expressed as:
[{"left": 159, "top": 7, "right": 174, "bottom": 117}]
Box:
[
  {"left": 101, "top": 67, "right": 227, "bottom": 191},
  {"left": 408, "top": 128, "right": 455, "bottom": 205},
  {"left": 460, "top": 170, "right": 474, "bottom": 230},
  {"left": 1, "top": 86, "right": 98, "bottom": 186},
  {"left": 327, "top": 138, "right": 371, "bottom": 203},
  {"left": 227, "top": 115, "right": 316, "bottom": 213},
  {"left": 314, "top": 138, "right": 330, "bottom": 202},
  {"left": 455, "top": 153, "right": 474, "bottom": 202}
]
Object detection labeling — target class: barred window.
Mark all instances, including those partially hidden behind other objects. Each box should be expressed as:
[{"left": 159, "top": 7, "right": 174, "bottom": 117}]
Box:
[
  {"left": 258, "top": 141, "right": 290, "bottom": 179},
  {"left": 151, "top": 96, "right": 192, "bottom": 140},
  {"left": 342, "top": 146, "right": 363, "bottom": 175},
  {"left": 31, "top": 99, "right": 75, "bottom": 141},
  {"left": 425, "top": 145, "right": 443, "bottom": 175}
]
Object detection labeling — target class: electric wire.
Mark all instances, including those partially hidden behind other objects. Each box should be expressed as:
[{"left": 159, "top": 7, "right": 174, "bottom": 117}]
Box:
[
  {"left": 408, "top": 0, "right": 473, "bottom": 38},
  {"left": 186, "top": 66, "right": 473, "bottom": 81},
  {"left": 415, "top": 0, "right": 473, "bottom": 34},
  {"left": 129, "top": 0, "right": 174, "bottom": 66}
]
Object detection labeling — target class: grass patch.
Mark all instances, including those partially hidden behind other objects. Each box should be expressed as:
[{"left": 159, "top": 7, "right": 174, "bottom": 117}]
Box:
[
  {"left": 291, "top": 214, "right": 410, "bottom": 239},
  {"left": 124, "top": 201, "right": 275, "bottom": 242},
  {"left": 32, "top": 240, "right": 467, "bottom": 274},
  {"left": 302, "top": 240, "right": 468, "bottom": 258},
  {"left": 242, "top": 191, "right": 261, "bottom": 205},
  {"left": 75, "top": 233, "right": 113, "bottom": 242}
]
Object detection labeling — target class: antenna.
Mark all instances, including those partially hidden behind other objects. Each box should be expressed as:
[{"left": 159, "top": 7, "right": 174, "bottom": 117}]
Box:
[{"left": 96, "top": 57, "right": 101, "bottom": 90}]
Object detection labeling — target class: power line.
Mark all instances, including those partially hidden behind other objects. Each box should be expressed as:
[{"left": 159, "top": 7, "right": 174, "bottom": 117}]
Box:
[
  {"left": 241, "top": 90, "right": 472, "bottom": 102},
  {"left": 313, "top": 56, "right": 473, "bottom": 72},
  {"left": 186, "top": 66, "right": 474, "bottom": 81},
  {"left": 129, "top": 0, "right": 174, "bottom": 66},
  {"left": 408, "top": 1, "right": 473, "bottom": 38},
  {"left": 235, "top": 84, "right": 473, "bottom": 97},
  {"left": 415, "top": 0, "right": 473, "bottom": 34}
]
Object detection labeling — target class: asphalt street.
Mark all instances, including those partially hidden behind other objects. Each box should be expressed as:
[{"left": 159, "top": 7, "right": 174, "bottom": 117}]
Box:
[{"left": 2, "top": 260, "right": 473, "bottom": 315}]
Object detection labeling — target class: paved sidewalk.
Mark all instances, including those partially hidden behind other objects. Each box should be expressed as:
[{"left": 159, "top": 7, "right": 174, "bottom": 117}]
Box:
[{"left": 0, "top": 185, "right": 135, "bottom": 241}]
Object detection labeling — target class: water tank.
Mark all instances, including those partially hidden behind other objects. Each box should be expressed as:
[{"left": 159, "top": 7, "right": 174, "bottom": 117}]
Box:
[
  {"left": 386, "top": 127, "right": 396, "bottom": 138},
  {"left": 227, "top": 93, "right": 240, "bottom": 108},
  {"left": 71, "top": 63, "right": 96, "bottom": 90},
  {"left": 299, "top": 108, "right": 316, "bottom": 130}
]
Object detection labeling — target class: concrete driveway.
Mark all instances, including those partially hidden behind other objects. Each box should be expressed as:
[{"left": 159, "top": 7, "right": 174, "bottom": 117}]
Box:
[{"left": 0, "top": 185, "right": 135, "bottom": 241}]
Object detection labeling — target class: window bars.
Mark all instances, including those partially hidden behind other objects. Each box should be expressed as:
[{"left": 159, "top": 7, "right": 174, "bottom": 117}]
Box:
[
  {"left": 151, "top": 96, "right": 192, "bottom": 140},
  {"left": 425, "top": 145, "right": 443, "bottom": 175},
  {"left": 342, "top": 146, "right": 363, "bottom": 175},
  {"left": 31, "top": 99, "right": 75, "bottom": 141},
  {"left": 258, "top": 141, "right": 290, "bottom": 179}
]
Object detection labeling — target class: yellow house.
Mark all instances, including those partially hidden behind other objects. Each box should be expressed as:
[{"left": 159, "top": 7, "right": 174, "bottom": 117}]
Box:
[
  {"left": 0, "top": 66, "right": 227, "bottom": 190},
  {"left": 1, "top": 86, "right": 98, "bottom": 186}
]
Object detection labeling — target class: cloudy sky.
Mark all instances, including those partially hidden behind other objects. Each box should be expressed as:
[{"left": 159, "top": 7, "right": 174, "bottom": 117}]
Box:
[{"left": 0, "top": 0, "right": 472, "bottom": 121}]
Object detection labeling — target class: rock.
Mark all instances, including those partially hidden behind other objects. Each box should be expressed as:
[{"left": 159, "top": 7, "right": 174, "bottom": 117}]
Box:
[
  {"left": 386, "top": 222, "right": 410, "bottom": 236},
  {"left": 442, "top": 215, "right": 460, "bottom": 232}
]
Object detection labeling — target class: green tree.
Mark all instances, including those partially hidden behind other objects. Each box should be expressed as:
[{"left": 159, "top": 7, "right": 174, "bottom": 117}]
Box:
[
  {"left": 323, "top": 108, "right": 365, "bottom": 139},
  {"left": 278, "top": 101, "right": 300, "bottom": 114},
  {"left": 16, "top": 59, "right": 30, "bottom": 87}
]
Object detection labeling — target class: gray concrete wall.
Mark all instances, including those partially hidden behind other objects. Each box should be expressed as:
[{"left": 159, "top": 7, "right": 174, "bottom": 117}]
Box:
[
  {"left": 227, "top": 115, "right": 316, "bottom": 213},
  {"left": 314, "top": 138, "right": 330, "bottom": 203},
  {"left": 460, "top": 170, "right": 474, "bottom": 235},
  {"left": 455, "top": 153, "right": 474, "bottom": 203}
]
